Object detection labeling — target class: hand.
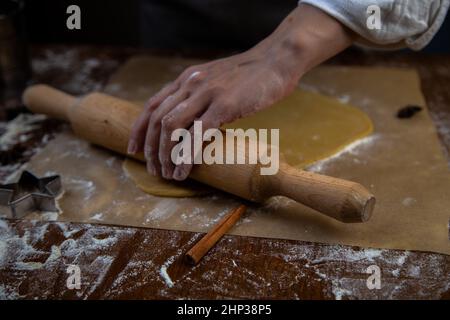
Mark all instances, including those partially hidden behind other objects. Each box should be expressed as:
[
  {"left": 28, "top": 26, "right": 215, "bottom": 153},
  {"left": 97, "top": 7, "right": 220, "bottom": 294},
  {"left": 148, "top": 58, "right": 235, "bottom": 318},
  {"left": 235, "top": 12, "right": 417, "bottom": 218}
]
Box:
[{"left": 127, "top": 4, "right": 352, "bottom": 181}]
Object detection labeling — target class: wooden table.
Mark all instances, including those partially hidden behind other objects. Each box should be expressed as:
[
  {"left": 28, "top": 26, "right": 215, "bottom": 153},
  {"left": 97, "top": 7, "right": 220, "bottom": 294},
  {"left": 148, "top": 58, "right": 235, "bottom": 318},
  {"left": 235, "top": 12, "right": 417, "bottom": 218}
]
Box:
[{"left": 0, "top": 45, "right": 449, "bottom": 299}]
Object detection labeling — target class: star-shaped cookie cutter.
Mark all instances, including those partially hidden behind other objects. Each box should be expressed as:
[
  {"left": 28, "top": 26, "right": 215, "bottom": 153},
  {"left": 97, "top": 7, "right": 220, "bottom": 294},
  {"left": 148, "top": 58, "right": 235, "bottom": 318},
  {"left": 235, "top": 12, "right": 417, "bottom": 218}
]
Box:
[{"left": 0, "top": 170, "right": 62, "bottom": 219}]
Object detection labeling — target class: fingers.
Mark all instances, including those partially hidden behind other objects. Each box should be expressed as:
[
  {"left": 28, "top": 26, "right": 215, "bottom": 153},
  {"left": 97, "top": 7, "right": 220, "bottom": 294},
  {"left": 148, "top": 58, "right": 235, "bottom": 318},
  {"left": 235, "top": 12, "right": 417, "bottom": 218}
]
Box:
[
  {"left": 129, "top": 65, "right": 223, "bottom": 180},
  {"left": 172, "top": 108, "right": 219, "bottom": 181},
  {"left": 159, "top": 92, "right": 212, "bottom": 180},
  {"left": 144, "top": 90, "right": 189, "bottom": 177},
  {"left": 127, "top": 81, "right": 179, "bottom": 154}
]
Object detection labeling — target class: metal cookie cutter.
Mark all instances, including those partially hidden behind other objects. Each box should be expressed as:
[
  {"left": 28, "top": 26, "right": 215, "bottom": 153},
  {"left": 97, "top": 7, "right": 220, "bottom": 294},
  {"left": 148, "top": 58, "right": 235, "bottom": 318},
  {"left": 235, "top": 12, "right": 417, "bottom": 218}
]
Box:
[{"left": 0, "top": 170, "right": 62, "bottom": 219}]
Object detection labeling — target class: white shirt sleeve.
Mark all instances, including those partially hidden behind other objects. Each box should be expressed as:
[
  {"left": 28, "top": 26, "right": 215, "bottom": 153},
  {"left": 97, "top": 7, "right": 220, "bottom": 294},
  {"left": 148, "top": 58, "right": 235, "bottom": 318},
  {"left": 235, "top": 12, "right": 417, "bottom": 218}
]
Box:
[{"left": 299, "top": 0, "right": 450, "bottom": 50}]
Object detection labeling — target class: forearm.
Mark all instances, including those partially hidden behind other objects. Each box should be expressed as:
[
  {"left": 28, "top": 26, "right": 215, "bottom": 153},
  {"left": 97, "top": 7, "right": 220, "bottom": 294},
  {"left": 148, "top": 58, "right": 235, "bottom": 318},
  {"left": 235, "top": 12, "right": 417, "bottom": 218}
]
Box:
[{"left": 254, "top": 4, "right": 353, "bottom": 80}]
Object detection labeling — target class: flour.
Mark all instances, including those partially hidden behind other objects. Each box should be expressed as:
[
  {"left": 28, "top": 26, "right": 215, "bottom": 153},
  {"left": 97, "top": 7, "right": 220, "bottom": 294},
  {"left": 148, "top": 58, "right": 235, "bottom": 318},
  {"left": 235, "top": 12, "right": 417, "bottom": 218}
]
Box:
[
  {"left": 46, "top": 245, "right": 62, "bottom": 263},
  {"left": 90, "top": 212, "right": 104, "bottom": 221},
  {"left": 0, "top": 219, "right": 9, "bottom": 230},
  {"left": 32, "top": 49, "right": 77, "bottom": 73},
  {"left": 92, "top": 235, "right": 117, "bottom": 247},
  {"left": 0, "top": 240, "right": 7, "bottom": 265},
  {"left": 0, "top": 284, "right": 23, "bottom": 299},
  {"left": 0, "top": 113, "right": 55, "bottom": 183},
  {"left": 333, "top": 287, "right": 353, "bottom": 300},
  {"left": 160, "top": 258, "right": 175, "bottom": 288},
  {"left": 338, "top": 94, "right": 351, "bottom": 104},
  {"left": 32, "top": 49, "right": 117, "bottom": 94},
  {"left": 402, "top": 197, "right": 417, "bottom": 207},
  {"left": 1, "top": 218, "right": 447, "bottom": 299},
  {"left": 14, "top": 261, "right": 44, "bottom": 270},
  {"left": 85, "top": 255, "right": 115, "bottom": 296},
  {"left": 180, "top": 206, "right": 231, "bottom": 229},
  {"left": 0, "top": 219, "right": 140, "bottom": 299},
  {"left": 261, "top": 196, "right": 296, "bottom": 211},
  {"left": 307, "top": 134, "right": 379, "bottom": 172},
  {"left": 1, "top": 163, "right": 29, "bottom": 184},
  {"left": 145, "top": 199, "right": 178, "bottom": 223},
  {"left": 158, "top": 234, "right": 203, "bottom": 290},
  {"left": 67, "top": 178, "right": 96, "bottom": 201},
  {"left": 0, "top": 114, "right": 47, "bottom": 151}
]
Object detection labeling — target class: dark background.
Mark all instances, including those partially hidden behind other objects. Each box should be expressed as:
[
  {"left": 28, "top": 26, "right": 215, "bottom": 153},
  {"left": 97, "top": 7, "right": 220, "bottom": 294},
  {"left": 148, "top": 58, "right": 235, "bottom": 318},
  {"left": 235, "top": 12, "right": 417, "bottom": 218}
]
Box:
[
  {"left": 23, "top": 0, "right": 298, "bottom": 50},
  {"left": 23, "top": 0, "right": 141, "bottom": 46},
  {"left": 21, "top": 0, "right": 450, "bottom": 52}
]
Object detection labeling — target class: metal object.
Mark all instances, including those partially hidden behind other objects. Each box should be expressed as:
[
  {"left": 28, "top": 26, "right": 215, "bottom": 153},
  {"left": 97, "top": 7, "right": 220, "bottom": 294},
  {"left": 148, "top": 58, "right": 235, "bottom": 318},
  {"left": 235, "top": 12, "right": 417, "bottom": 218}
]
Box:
[
  {"left": 0, "top": 0, "right": 31, "bottom": 115},
  {"left": 0, "top": 170, "right": 62, "bottom": 219}
]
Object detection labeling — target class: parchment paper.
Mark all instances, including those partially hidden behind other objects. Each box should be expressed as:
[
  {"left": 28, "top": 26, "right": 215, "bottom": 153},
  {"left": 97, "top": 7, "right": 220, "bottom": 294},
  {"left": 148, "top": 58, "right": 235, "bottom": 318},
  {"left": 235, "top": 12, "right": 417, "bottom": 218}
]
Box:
[{"left": 10, "top": 56, "right": 450, "bottom": 255}]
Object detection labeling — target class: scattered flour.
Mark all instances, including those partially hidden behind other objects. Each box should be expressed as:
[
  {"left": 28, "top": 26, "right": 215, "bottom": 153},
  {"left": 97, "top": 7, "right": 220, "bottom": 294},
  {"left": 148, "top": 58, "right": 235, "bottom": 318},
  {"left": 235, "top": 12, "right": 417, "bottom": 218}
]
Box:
[
  {"left": 90, "top": 212, "right": 104, "bottom": 221},
  {"left": 46, "top": 245, "right": 62, "bottom": 263},
  {"left": 1, "top": 163, "right": 29, "bottom": 184},
  {"left": 0, "top": 240, "right": 7, "bottom": 265},
  {"left": 67, "top": 178, "right": 95, "bottom": 201},
  {"left": 0, "top": 284, "right": 23, "bottom": 299},
  {"left": 32, "top": 49, "right": 118, "bottom": 94},
  {"left": 160, "top": 257, "right": 175, "bottom": 288},
  {"left": 1, "top": 218, "right": 447, "bottom": 299},
  {"left": 307, "top": 134, "right": 379, "bottom": 172},
  {"left": 180, "top": 206, "right": 230, "bottom": 229},
  {"left": 40, "top": 211, "right": 59, "bottom": 221},
  {"left": 14, "top": 261, "right": 44, "bottom": 271},
  {"left": 402, "top": 197, "right": 417, "bottom": 207},
  {"left": 158, "top": 234, "right": 202, "bottom": 290},
  {"left": 144, "top": 199, "right": 179, "bottom": 224},
  {"left": 333, "top": 287, "right": 353, "bottom": 300},
  {"left": 0, "top": 114, "right": 47, "bottom": 151},
  {"left": 338, "top": 94, "right": 351, "bottom": 104}
]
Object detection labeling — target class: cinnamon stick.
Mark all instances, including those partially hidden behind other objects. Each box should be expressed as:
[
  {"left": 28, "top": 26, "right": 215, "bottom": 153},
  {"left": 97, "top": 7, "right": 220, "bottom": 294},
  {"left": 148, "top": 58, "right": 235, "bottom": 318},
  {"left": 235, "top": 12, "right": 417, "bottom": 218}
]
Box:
[{"left": 185, "top": 204, "right": 247, "bottom": 265}]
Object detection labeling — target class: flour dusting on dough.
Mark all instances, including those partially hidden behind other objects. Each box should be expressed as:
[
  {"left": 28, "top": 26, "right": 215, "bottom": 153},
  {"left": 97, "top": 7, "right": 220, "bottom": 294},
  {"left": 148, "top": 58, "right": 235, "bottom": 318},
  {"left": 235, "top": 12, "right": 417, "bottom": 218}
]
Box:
[{"left": 307, "top": 134, "right": 379, "bottom": 172}]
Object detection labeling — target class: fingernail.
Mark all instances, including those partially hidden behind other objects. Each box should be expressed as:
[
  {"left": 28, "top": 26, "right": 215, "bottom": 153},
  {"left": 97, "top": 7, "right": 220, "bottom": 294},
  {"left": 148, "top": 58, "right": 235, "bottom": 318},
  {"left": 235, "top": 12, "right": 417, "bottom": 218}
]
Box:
[
  {"left": 173, "top": 167, "right": 187, "bottom": 181},
  {"left": 127, "top": 140, "right": 137, "bottom": 154},
  {"left": 144, "top": 147, "right": 152, "bottom": 160}
]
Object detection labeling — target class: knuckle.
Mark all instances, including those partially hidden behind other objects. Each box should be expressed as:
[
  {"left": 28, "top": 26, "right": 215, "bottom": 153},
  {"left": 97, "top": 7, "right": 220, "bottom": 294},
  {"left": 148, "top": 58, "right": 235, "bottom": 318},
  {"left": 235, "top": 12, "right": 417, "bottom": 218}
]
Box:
[
  {"left": 183, "top": 66, "right": 197, "bottom": 75},
  {"left": 161, "top": 114, "right": 176, "bottom": 131},
  {"left": 174, "top": 101, "right": 189, "bottom": 112},
  {"left": 161, "top": 94, "right": 175, "bottom": 106},
  {"left": 185, "top": 72, "right": 204, "bottom": 85}
]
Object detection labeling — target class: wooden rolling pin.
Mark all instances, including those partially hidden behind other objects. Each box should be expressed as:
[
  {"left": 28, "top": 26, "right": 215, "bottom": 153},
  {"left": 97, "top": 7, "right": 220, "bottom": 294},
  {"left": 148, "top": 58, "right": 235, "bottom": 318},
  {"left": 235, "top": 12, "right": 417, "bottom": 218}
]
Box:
[{"left": 22, "top": 84, "right": 375, "bottom": 223}]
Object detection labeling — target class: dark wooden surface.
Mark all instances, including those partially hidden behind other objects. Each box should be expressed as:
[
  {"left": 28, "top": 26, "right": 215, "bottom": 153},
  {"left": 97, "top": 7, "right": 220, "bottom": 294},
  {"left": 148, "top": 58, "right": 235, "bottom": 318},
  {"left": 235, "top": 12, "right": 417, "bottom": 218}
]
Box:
[{"left": 0, "top": 45, "right": 449, "bottom": 299}]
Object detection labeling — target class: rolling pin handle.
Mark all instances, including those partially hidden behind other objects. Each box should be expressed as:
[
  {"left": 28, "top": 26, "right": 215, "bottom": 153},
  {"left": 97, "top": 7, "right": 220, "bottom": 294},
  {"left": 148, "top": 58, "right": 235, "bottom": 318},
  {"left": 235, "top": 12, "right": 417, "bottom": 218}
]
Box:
[
  {"left": 22, "top": 84, "right": 76, "bottom": 121},
  {"left": 267, "top": 163, "right": 375, "bottom": 223}
]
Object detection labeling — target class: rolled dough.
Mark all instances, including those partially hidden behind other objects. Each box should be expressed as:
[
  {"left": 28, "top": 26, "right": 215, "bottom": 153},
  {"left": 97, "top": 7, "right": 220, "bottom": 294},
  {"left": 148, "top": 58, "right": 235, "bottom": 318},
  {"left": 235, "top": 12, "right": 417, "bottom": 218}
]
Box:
[
  {"left": 123, "top": 158, "right": 209, "bottom": 197},
  {"left": 125, "top": 89, "right": 373, "bottom": 197},
  {"left": 224, "top": 89, "right": 373, "bottom": 168}
]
